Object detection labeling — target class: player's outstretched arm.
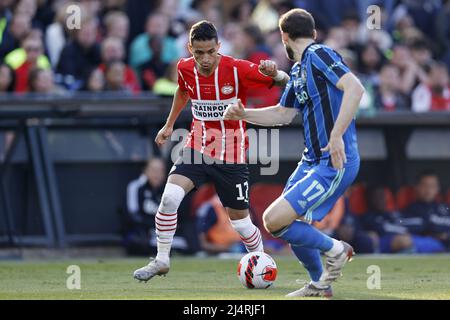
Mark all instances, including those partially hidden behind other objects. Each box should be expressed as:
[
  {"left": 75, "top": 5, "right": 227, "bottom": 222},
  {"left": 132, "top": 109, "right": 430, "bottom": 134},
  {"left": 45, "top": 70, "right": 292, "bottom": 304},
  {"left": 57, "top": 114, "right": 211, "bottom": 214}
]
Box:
[
  {"left": 259, "top": 60, "right": 289, "bottom": 87},
  {"left": 155, "top": 86, "right": 190, "bottom": 146},
  {"left": 224, "top": 99, "right": 297, "bottom": 126},
  {"left": 321, "top": 72, "right": 365, "bottom": 169}
]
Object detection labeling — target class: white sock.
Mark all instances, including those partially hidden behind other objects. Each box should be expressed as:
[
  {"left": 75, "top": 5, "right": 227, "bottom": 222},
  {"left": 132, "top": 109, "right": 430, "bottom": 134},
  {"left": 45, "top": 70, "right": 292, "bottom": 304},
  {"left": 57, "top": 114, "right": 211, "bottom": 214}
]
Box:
[
  {"left": 155, "top": 211, "right": 177, "bottom": 264},
  {"left": 155, "top": 183, "right": 185, "bottom": 264},
  {"left": 230, "top": 215, "right": 264, "bottom": 252},
  {"left": 325, "top": 239, "right": 344, "bottom": 257}
]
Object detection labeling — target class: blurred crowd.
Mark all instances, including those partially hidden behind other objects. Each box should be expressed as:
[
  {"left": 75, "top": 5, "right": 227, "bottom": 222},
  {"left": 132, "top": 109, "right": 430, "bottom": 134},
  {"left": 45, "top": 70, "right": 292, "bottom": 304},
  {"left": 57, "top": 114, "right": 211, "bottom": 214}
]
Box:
[{"left": 0, "top": 0, "right": 449, "bottom": 111}]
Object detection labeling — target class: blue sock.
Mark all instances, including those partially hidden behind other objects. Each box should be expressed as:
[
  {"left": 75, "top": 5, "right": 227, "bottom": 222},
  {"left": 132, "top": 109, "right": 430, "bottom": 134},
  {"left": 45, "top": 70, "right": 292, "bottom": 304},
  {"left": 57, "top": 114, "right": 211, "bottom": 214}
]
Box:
[
  {"left": 278, "top": 220, "right": 333, "bottom": 252},
  {"left": 290, "top": 245, "right": 323, "bottom": 282}
]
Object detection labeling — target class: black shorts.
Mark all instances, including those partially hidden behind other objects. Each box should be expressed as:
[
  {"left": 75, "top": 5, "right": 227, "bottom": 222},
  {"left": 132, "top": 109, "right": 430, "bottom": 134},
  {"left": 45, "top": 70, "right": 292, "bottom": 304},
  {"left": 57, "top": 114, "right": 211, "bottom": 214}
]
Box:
[{"left": 169, "top": 149, "right": 249, "bottom": 210}]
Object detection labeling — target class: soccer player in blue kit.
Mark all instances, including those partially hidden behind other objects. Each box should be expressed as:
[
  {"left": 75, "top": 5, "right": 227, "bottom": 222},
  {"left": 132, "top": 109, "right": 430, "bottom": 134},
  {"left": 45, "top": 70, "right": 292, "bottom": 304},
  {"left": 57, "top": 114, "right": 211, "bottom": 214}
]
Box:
[{"left": 225, "top": 8, "right": 365, "bottom": 297}]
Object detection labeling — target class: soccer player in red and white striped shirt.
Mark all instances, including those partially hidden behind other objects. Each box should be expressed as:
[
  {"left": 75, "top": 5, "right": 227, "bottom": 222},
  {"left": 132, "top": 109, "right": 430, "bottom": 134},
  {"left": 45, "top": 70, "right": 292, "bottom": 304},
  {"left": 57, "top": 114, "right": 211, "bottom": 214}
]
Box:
[{"left": 133, "top": 20, "right": 289, "bottom": 282}]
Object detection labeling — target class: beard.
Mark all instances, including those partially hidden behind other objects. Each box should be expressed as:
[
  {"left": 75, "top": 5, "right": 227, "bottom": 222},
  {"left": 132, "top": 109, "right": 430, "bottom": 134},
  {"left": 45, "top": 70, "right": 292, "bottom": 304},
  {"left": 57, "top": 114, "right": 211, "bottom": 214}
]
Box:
[{"left": 285, "top": 44, "right": 295, "bottom": 61}]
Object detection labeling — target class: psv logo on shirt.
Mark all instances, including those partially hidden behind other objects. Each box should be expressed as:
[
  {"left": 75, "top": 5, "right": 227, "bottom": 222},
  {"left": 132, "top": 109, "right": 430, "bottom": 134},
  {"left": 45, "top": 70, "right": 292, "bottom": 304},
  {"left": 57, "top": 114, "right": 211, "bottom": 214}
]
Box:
[{"left": 221, "top": 85, "right": 234, "bottom": 95}]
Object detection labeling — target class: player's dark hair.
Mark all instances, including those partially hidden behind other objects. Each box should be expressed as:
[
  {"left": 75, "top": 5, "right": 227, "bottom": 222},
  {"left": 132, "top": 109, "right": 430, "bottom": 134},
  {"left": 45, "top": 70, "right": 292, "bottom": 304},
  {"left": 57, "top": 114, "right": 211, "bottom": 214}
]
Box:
[
  {"left": 279, "top": 8, "right": 315, "bottom": 40},
  {"left": 189, "top": 20, "right": 218, "bottom": 44}
]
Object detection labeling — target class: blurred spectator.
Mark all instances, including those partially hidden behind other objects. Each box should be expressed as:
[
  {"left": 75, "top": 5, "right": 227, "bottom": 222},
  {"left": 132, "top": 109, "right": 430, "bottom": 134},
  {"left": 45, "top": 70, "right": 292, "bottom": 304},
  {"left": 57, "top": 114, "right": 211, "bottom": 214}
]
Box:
[
  {"left": 102, "top": 0, "right": 127, "bottom": 13},
  {"left": 140, "top": 35, "right": 168, "bottom": 91},
  {"left": 0, "top": 63, "right": 15, "bottom": 93},
  {"left": 124, "top": 158, "right": 195, "bottom": 255},
  {"left": 392, "top": 0, "right": 441, "bottom": 40},
  {"left": 303, "top": 0, "right": 360, "bottom": 30},
  {"left": 56, "top": 15, "right": 101, "bottom": 91},
  {"left": 196, "top": 194, "right": 244, "bottom": 254},
  {"left": 357, "top": 41, "right": 385, "bottom": 86},
  {"left": 98, "top": 37, "right": 140, "bottom": 93},
  {"left": 390, "top": 43, "right": 425, "bottom": 95},
  {"left": 85, "top": 68, "right": 105, "bottom": 92},
  {"left": 14, "top": 0, "right": 45, "bottom": 31},
  {"left": 129, "top": 12, "right": 179, "bottom": 71},
  {"left": 412, "top": 61, "right": 450, "bottom": 112},
  {"left": 239, "top": 24, "right": 281, "bottom": 108},
  {"left": 45, "top": 1, "right": 74, "bottom": 68},
  {"left": 28, "top": 67, "right": 65, "bottom": 94},
  {"left": 362, "top": 185, "right": 447, "bottom": 253},
  {"left": 124, "top": 0, "right": 155, "bottom": 47},
  {"left": 434, "top": 0, "right": 450, "bottom": 67},
  {"left": 103, "top": 10, "right": 129, "bottom": 43},
  {"left": 241, "top": 25, "right": 272, "bottom": 63},
  {"left": 10, "top": 33, "right": 51, "bottom": 92},
  {"left": 402, "top": 172, "right": 450, "bottom": 251},
  {"left": 0, "top": 13, "right": 31, "bottom": 60},
  {"left": 324, "top": 26, "right": 350, "bottom": 51},
  {"left": 125, "top": 158, "right": 166, "bottom": 255},
  {"left": 78, "top": 0, "right": 102, "bottom": 20},
  {"left": 152, "top": 61, "right": 178, "bottom": 96},
  {"left": 104, "top": 60, "right": 131, "bottom": 93},
  {"left": 410, "top": 38, "right": 433, "bottom": 69},
  {"left": 334, "top": 199, "right": 377, "bottom": 254},
  {"left": 360, "top": 186, "right": 415, "bottom": 253},
  {"left": 372, "top": 64, "right": 410, "bottom": 112}
]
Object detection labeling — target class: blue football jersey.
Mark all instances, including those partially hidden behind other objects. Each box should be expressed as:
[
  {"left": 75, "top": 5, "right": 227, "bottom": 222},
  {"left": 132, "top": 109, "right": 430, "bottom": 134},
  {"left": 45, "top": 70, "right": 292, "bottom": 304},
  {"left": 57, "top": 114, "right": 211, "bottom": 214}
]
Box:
[{"left": 280, "top": 43, "right": 359, "bottom": 164}]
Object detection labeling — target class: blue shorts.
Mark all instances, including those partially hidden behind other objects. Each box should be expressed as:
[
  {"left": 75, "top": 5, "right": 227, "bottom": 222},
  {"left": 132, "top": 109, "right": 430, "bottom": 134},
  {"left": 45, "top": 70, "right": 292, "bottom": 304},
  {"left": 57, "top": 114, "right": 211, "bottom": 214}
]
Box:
[{"left": 283, "top": 159, "right": 359, "bottom": 222}]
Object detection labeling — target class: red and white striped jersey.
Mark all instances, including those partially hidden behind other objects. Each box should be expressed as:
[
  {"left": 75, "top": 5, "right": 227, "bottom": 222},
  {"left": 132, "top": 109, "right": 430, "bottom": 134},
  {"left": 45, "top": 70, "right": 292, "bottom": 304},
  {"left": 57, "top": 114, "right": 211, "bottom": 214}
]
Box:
[{"left": 177, "top": 54, "right": 274, "bottom": 164}]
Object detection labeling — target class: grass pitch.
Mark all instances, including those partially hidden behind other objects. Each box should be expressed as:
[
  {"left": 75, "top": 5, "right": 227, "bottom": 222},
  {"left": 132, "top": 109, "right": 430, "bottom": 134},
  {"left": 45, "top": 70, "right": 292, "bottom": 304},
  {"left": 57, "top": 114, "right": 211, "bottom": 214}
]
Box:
[{"left": 0, "top": 254, "right": 449, "bottom": 300}]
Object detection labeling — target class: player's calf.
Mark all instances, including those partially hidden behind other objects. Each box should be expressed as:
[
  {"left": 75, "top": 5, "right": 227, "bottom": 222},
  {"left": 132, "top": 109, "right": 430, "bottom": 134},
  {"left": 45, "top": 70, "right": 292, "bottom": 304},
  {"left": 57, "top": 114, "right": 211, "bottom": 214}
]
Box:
[{"left": 154, "top": 183, "right": 186, "bottom": 264}]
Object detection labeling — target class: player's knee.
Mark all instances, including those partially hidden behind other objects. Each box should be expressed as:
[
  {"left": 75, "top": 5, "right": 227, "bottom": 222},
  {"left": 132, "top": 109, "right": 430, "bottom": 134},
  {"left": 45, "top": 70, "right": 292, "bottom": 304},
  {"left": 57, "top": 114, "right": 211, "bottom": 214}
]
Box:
[
  {"left": 262, "top": 209, "right": 278, "bottom": 234},
  {"left": 159, "top": 183, "right": 186, "bottom": 213}
]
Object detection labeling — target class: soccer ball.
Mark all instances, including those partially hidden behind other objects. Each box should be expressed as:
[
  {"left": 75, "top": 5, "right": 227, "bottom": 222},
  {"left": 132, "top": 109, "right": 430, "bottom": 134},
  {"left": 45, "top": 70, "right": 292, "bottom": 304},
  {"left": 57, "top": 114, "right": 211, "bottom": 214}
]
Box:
[{"left": 237, "top": 251, "right": 277, "bottom": 289}]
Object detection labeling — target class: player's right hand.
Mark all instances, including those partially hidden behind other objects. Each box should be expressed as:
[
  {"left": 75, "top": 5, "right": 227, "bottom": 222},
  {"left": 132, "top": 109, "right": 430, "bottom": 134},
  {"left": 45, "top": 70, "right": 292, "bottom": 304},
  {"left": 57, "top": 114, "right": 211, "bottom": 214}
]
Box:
[
  {"left": 155, "top": 125, "right": 173, "bottom": 146},
  {"left": 224, "top": 99, "right": 246, "bottom": 120}
]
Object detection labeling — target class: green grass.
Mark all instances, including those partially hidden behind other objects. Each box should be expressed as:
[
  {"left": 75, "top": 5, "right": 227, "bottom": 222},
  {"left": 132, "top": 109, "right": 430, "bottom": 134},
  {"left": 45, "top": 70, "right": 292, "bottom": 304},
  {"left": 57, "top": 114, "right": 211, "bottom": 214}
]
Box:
[{"left": 0, "top": 254, "right": 449, "bottom": 300}]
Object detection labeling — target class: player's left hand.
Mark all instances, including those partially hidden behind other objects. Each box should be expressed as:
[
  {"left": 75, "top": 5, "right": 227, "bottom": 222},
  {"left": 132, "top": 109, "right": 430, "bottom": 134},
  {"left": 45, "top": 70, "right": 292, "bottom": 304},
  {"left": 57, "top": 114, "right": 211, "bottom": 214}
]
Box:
[
  {"left": 224, "top": 99, "right": 246, "bottom": 120},
  {"left": 258, "top": 60, "right": 278, "bottom": 78},
  {"left": 321, "top": 135, "right": 347, "bottom": 170}
]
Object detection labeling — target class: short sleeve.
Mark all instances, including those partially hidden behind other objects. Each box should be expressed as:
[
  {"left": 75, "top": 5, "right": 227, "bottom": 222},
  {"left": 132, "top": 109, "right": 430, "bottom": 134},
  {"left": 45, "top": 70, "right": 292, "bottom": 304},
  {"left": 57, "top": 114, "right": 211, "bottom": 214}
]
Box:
[
  {"left": 177, "top": 60, "right": 188, "bottom": 92},
  {"left": 236, "top": 59, "right": 274, "bottom": 89},
  {"left": 310, "top": 47, "right": 350, "bottom": 86},
  {"left": 279, "top": 78, "right": 300, "bottom": 109}
]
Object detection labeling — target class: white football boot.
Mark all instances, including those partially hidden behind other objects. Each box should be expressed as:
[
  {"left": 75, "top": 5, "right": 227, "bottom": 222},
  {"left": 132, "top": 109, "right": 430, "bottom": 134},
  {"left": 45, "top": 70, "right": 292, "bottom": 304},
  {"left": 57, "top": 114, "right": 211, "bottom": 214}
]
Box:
[
  {"left": 286, "top": 281, "right": 333, "bottom": 298},
  {"left": 133, "top": 258, "right": 170, "bottom": 282},
  {"left": 321, "top": 241, "right": 354, "bottom": 285}
]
